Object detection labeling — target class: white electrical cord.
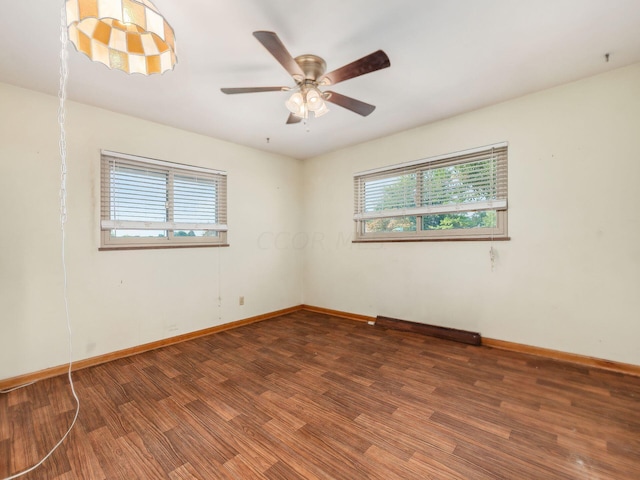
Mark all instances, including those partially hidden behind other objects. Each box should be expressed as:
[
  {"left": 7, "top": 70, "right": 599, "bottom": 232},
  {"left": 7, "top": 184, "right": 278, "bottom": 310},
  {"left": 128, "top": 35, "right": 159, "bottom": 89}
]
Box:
[
  {"left": 489, "top": 147, "right": 496, "bottom": 272},
  {"left": 1, "top": 4, "right": 80, "bottom": 479},
  {"left": 217, "top": 233, "right": 223, "bottom": 323},
  {"left": 0, "top": 382, "right": 35, "bottom": 394}
]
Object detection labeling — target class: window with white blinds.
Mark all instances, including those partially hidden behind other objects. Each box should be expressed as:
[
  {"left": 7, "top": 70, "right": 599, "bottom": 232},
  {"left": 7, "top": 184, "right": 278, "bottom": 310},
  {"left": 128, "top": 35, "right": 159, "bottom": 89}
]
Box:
[
  {"left": 100, "top": 151, "right": 228, "bottom": 248},
  {"left": 353, "top": 143, "right": 508, "bottom": 241}
]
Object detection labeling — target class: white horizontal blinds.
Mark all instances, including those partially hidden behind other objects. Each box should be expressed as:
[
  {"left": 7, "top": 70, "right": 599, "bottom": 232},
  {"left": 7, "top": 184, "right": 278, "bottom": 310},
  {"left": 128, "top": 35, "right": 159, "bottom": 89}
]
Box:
[
  {"left": 354, "top": 169, "right": 419, "bottom": 218},
  {"left": 420, "top": 146, "right": 508, "bottom": 213},
  {"left": 354, "top": 144, "right": 507, "bottom": 220},
  {"left": 173, "top": 174, "right": 226, "bottom": 228},
  {"left": 102, "top": 158, "right": 168, "bottom": 227},
  {"left": 101, "top": 152, "right": 228, "bottom": 232}
]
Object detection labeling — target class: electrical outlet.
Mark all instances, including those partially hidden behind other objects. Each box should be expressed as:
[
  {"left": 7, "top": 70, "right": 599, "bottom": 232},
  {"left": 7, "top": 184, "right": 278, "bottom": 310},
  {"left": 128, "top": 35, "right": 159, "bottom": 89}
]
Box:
[{"left": 239, "top": 296, "right": 244, "bottom": 306}]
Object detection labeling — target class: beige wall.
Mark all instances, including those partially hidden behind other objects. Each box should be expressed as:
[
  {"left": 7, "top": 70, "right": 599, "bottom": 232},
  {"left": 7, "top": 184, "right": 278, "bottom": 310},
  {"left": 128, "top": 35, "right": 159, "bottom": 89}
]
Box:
[
  {"left": 2, "top": 62, "right": 640, "bottom": 380},
  {"left": 0, "top": 83, "right": 303, "bottom": 379},
  {"left": 302, "top": 63, "right": 640, "bottom": 366}
]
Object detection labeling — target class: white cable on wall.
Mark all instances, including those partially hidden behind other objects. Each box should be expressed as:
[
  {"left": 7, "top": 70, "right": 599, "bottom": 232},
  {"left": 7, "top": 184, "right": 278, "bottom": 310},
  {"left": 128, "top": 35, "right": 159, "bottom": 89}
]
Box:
[
  {"left": 1, "top": 4, "right": 80, "bottom": 479},
  {"left": 218, "top": 232, "right": 223, "bottom": 324},
  {"left": 489, "top": 147, "right": 497, "bottom": 272}
]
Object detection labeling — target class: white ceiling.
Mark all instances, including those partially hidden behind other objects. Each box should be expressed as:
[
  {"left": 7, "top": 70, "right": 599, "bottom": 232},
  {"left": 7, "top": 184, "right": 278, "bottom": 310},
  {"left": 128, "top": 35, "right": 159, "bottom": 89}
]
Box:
[{"left": 1, "top": 0, "right": 640, "bottom": 159}]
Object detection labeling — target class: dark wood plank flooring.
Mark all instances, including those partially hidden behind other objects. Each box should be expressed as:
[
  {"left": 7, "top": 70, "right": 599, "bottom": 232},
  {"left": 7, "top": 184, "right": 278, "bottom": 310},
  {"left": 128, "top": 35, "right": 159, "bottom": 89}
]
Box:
[{"left": 2, "top": 311, "right": 639, "bottom": 479}]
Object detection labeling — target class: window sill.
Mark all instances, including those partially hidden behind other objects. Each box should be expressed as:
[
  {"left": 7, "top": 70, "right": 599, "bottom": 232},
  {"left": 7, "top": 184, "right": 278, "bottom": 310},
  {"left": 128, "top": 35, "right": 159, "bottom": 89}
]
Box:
[
  {"left": 99, "top": 244, "right": 230, "bottom": 251},
  {"left": 352, "top": 237, "right": 510, "bottom": 243}
]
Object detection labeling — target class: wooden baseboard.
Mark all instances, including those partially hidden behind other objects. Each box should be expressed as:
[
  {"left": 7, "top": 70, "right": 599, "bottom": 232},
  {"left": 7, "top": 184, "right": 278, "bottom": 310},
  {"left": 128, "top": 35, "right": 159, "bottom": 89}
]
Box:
[
  {"left": 300, "top": 304, "right": 375, "bottom": 323},
  {"left": 375, "top": 316, "right": 482, "bottom": 346},
  {"left": 483, "top": 338, "right": 640, "bottom": 377},
  {"left": 302, "top": 307, "right": 640, "bottom": 376},
  {"left": 0, "top": 305, "right": 303, "bottom": 391},
  {"left": 3, "top": 304, "right": 639, "bottom": 389}
]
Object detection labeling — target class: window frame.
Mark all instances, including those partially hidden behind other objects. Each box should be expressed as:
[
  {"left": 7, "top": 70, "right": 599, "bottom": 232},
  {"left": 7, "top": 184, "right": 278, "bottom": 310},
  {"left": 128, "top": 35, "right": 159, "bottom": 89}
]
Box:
[
  {"left": 100, "top": 150, "right": 228, "bottom": 250},
  {"left": 353, "top": 143, "right": 508, "bottom": 242}
]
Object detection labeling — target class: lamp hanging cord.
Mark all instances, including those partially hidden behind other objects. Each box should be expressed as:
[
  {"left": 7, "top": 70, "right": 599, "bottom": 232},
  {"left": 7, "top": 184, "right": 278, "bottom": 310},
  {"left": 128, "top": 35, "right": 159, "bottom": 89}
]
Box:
[{"left": 2, "top": 4, "right": 80, "bottom": 478}]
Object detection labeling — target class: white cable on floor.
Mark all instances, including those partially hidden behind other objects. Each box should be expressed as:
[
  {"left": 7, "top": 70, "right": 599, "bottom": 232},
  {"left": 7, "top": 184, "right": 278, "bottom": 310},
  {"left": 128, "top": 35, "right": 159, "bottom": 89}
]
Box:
[
  {"left": 0, "top": 382, "right": 35, "bottom": 394},
  {"left": 1, "top": 4, "right": 80, "bottom": 479}
]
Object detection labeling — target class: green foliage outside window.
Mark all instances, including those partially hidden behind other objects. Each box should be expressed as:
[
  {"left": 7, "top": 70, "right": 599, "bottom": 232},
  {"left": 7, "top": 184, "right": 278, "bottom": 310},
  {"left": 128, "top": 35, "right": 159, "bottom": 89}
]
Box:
[{"left": 364, "top": 160, "right": 498, "bottom": 233}]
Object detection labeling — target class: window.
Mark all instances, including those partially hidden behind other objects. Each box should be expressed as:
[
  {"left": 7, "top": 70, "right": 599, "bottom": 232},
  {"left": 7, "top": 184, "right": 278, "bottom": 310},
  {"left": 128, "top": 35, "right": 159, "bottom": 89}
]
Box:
[
  {"left": 100, "top": 151, "right": 227, "bottom": 249},
  {"left": 353, "top": 143, "right": 508, "bottom": 241}
]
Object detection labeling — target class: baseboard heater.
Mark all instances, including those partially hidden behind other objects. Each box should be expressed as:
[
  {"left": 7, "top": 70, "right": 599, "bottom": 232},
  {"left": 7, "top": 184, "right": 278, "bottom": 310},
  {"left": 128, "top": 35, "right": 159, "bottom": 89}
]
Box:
[{"left": 375, "top": 316, "right": 481, "bottom": 346}]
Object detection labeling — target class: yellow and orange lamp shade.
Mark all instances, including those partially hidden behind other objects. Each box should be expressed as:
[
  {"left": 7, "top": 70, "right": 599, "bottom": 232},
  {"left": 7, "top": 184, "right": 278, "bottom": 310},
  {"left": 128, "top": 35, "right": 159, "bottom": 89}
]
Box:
[{"left": 66, "top": 0, "right": 176, "bottom": 75}]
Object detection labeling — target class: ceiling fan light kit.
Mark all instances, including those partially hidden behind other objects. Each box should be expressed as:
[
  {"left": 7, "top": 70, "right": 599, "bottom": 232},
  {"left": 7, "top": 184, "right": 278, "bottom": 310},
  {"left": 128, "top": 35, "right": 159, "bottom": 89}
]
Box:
[
  {"left": 221, "top": 31, "right": 390, "bottom": 124},
  {"left": 66, "top": 0, "right": 177, "bottom": 75},
  {"left": 285, "top": 84, "right": 330, "bottom": 119}
]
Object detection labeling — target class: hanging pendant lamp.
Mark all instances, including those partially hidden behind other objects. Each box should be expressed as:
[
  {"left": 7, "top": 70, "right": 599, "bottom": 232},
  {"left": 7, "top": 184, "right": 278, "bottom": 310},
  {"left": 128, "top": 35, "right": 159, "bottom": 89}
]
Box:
[{"left": 66, "top": 0, "right": 177, "bottom": 75}]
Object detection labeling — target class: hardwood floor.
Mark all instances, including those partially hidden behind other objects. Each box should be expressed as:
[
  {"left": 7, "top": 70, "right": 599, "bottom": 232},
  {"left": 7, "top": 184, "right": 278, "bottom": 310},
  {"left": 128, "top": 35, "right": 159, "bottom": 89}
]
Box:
[{"left": 2, "top": 311, "right": 639, "bottom": 479}]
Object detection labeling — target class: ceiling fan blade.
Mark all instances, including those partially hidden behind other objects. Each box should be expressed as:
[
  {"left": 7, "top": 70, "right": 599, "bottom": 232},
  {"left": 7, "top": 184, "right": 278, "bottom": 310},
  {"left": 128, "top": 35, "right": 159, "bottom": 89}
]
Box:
[
  {"left": 325, "top": 91, "right": 376, "bottom": 116},
  {"left": 221, "top": 87, "right": 286, "bottom": 94},
  {"left": 286, "top": 114, "right": 303, "bottom": 124},
  {"left": 253, "top": 31, "right": 305, "bottom": 79},
  {"left": 320, "top": 50, "right": 390, "bottom": 86}
]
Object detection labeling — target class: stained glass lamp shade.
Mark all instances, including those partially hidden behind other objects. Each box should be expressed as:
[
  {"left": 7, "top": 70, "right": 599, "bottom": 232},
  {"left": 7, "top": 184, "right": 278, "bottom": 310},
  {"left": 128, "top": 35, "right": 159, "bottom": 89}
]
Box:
[{"left": 66, "top": 0, "right": 177, "bottom": 75}]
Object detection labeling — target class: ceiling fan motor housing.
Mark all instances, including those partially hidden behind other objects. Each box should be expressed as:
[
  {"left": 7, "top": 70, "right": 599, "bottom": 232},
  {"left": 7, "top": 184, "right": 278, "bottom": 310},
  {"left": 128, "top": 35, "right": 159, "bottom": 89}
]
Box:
[{"left": 294, "top": 55, "right": 326, "bottom": 82}]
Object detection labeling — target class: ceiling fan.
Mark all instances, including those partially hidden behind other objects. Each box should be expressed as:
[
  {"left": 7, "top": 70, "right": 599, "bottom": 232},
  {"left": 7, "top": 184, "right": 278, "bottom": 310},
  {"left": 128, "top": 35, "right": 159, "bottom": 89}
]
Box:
[{"left": 220, "top": 31, "right": 390, "bottom": 124}]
